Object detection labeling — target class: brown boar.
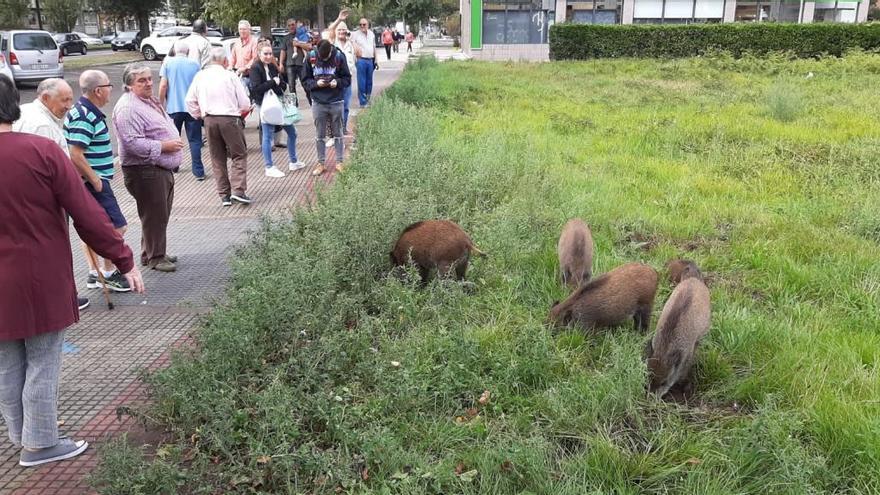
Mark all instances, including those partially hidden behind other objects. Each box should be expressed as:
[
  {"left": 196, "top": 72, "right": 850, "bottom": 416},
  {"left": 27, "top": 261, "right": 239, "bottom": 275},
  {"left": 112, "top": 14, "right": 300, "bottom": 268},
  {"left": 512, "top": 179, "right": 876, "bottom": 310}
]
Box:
[
  {"left": 557, "top": 218, "right": 594, "bottom": 289},
  {"left": 645, "top": 263, "right": 711, "bottom": 398},
  {"left": 549, "top": 262, "right": 658, "bottom": 332},
  {"left": 390, "top": 220, "right": 486, "bottom": 285},
  {"left": 665, "top": 259, "right": 702, "bottom": 285}
]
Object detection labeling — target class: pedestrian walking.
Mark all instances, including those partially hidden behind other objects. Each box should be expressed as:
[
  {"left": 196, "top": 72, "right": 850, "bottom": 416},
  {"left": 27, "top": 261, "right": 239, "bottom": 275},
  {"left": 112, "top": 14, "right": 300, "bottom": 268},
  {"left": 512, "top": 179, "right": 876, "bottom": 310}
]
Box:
[
  {"left": 187, "top": 19, "right": 212, "bottom": 68},
  {"left": 65, "top": 70, "right": 133, "bottom": 288},
  {"left": 0, "top": 74, "right": 144, "bottom": 468},
  {"left": 303, "top": 40, "right": 351, "bottom": 176},
  {"left": 229, "top": 20, "right": 259, "bottom": 90},
  {"left": 382, "top": 27, "right": 394, "bottom": 60},
  {"left": 158, "top": 41, "right": 205, "bottom": 180},
  {"left": 113, "top": 63, "right": 183, "bottom": 272},
  {"left": 350, "top": 18, "right": 376, "bottom": 107},
  {"left": 405, "top": 30, "right": 414, "bottom": 53},
  {"left": 250, "top": 45, "right": 305, "bottom": 177},
  {"left": 186, "top": 47, "right": 253, "bottom": 207},
  {"left": 327, "top": 9, "right": 355, "bottom": 135}
]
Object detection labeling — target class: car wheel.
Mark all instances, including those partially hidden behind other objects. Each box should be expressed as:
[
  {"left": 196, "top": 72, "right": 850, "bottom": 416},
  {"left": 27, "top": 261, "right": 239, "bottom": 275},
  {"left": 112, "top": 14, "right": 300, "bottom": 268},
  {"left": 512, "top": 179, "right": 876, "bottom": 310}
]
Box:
[
  {"left": 81, "top": 46, "right": 87, "bottom": 55},
  {"left": 142, "top": 45, "right": 156, "bottom": 61},
  {"left": 62, "top": 47, "right": 68, "bottom": 56},
  {"left": 112, "top": 47, "right": 117, "bottom": 51}
]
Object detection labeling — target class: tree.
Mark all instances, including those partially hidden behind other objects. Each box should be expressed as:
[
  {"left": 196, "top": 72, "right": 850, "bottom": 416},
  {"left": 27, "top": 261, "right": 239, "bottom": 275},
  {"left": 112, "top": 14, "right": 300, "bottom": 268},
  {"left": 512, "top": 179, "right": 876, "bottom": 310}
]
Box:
[
  {"left": 44, "top": 0, "right": 82, "bottom": 32},
  {"left": 96, "top": 0, "right": 164, "bottom": 37},
  {"left": 0, "top": 0, "right": 31, "bottom": 29},
  {"left": 169, "top": 0, "right": 206, "bottom": 23}
]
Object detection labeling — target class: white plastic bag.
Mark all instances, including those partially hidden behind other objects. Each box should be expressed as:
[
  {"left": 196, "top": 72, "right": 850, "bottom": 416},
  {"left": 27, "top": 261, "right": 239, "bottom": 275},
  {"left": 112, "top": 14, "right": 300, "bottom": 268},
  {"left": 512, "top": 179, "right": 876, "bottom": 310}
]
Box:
[{"left": 260, "top": 91, "right": 284, "bottom": 126}]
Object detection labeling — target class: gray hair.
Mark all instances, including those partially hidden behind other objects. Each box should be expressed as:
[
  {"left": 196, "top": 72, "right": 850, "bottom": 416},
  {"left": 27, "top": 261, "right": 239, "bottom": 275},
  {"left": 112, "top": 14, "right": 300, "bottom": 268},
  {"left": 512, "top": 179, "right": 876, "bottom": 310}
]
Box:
[
  {"left": 210, "top": 46, "right": 227, "bottom": 64},
  {"left": 238, "top": 20, "right": 251, "bottom": 29},
  {"left": 79, "top": 70, "right": 108, "bottom": 93},
  {"left": 173, "top": 40, "right": 190, "bottom": 55},
  {"left": 36, "top": 78, "right": 69, "bottom": 97},
  {"left": 122, "top": 63, "right": 152, "bottom": 89}
]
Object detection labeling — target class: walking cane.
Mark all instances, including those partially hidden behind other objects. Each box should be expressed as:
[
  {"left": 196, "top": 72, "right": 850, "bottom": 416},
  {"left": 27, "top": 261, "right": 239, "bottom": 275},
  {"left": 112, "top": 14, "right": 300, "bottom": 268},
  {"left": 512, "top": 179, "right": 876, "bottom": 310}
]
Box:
[{"left": 84, "top": 247, "right": 114, "bottom": 310}]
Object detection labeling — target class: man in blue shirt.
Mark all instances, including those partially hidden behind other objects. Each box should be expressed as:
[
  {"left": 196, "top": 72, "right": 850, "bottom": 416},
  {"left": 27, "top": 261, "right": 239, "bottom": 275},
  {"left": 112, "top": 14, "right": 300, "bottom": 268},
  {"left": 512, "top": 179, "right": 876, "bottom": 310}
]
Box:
[{"left": 159, "top": 41, "right": 204, "bottom": 179}]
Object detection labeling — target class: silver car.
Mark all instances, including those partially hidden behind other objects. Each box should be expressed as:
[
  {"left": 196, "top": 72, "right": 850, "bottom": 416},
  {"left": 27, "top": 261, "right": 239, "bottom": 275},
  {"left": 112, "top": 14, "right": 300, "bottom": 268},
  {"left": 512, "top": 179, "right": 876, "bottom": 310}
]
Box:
[{"left": 0, "top": 30, "right": 64, "bottom": 85}]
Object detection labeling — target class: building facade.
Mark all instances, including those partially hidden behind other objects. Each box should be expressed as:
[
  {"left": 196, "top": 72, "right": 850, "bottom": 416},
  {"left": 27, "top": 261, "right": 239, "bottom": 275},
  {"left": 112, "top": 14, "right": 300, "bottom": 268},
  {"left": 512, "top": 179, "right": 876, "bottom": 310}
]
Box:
[{"left": 461, "top": 0, "right": 870, "bottom": 60}]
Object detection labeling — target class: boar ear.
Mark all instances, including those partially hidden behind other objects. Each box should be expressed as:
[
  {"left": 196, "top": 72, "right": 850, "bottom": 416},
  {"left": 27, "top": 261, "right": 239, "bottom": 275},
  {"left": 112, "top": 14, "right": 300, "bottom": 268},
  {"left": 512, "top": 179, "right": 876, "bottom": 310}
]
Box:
[{"left": 551, "top": 300, "right": 560, "bottom": 308}]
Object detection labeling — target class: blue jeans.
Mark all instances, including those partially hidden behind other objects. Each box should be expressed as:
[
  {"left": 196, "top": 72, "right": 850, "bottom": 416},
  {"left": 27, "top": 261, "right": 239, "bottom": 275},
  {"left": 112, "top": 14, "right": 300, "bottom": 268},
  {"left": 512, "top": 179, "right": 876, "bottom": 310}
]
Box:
[
  {"left": 342, "top": 85, "right": 352, "bottom": 132},
  {"left": 171, "top": 112, "right": 204, "bottom": 177},
  {"left": 260, "top": 121, "right": 298, "bottom": 168},
  {"left": 355, "top": 58, "right": 374, "bottom": 107}
]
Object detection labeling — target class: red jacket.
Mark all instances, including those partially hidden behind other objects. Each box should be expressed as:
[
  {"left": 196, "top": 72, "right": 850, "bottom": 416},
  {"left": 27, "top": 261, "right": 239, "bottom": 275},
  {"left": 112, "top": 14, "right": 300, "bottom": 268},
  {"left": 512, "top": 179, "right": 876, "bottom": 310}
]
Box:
[{"left": 0, "top": 132, "right": 134, "bottom": 339}]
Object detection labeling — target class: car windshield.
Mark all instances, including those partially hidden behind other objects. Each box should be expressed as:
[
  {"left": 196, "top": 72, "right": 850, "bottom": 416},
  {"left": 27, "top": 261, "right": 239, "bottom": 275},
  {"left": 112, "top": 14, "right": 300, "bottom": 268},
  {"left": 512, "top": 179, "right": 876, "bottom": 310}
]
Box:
[
  {"left": 16, "top": 33, "right": 57, "bottom": 50},
  {"left": 119, "top": 32, "right": 136, "bottom": 39},
  {"left": 53, "top": 34, "right": 65, "bottom": 42}
]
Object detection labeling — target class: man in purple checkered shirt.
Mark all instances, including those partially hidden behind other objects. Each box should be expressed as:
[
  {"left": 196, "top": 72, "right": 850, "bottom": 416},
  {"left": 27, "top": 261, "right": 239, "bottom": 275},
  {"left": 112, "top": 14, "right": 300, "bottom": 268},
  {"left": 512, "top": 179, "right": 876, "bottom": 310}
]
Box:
[{"left": 112, "top": 62, "right": 183, "bottom": 273}]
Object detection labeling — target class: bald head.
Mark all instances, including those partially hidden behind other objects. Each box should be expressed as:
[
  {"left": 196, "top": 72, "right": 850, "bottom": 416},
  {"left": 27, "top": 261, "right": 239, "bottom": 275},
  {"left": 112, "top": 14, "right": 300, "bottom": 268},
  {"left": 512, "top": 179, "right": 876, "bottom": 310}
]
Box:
[{"left": 36, "top": 78, "right": 73, "bottom": 119}]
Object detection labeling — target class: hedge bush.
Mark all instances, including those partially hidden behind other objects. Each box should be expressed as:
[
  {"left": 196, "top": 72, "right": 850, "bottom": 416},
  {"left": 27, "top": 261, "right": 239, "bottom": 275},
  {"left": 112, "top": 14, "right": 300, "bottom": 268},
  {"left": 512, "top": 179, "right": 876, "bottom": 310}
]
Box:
[{"left": 550, "top": 22, "right": 880, "bottom": 59}]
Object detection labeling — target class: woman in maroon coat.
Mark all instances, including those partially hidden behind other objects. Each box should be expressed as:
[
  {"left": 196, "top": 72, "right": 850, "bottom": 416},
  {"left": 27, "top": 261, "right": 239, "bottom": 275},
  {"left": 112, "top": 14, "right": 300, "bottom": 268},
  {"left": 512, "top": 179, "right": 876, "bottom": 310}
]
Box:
[{"left": 0, "top": 74, "right": 144, "bottom": 467}]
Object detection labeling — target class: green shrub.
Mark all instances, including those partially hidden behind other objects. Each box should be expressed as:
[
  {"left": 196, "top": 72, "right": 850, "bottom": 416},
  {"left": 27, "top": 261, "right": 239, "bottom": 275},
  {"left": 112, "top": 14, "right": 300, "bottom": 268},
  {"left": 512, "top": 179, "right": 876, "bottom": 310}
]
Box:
[{"left": 550, "top": 23, "right": 880, "bottom": 60}]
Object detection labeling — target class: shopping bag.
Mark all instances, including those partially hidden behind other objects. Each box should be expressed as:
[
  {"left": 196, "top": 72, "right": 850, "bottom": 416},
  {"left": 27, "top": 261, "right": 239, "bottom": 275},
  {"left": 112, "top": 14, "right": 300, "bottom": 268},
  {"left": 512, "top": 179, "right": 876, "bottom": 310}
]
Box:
[
  {"left": 282, "top": 92, "right": 302, "bottom": 125},
  {"left": 260, "top": 91, "right": 284, "bottom": 125}
]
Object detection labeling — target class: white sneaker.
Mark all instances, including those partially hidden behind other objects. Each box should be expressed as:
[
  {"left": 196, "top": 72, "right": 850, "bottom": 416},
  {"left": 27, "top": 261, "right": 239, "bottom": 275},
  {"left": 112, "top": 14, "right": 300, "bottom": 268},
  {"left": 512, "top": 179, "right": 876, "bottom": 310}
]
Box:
[
  {"left": 265, "top": 166, "right": 286, "bottom": 178},
  {"left": 325, "top": 138, "right": 335, "bottom": 149},
  {"left": 288, "top": 161, "right": 307, "bottom": 172}
]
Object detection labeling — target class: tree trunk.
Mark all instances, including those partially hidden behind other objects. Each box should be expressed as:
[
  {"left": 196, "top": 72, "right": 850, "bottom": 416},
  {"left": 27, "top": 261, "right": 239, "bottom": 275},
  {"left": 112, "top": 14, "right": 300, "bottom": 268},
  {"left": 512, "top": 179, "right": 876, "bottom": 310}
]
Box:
[
  {"left": 317, "top": 0, "right": 325, "bottom": 29},
  {"left": 137, "top": 10, "right": 150, "bottom": 38},
  {"left": 261, "top": 19, "right": 271, "bottom": 37}
]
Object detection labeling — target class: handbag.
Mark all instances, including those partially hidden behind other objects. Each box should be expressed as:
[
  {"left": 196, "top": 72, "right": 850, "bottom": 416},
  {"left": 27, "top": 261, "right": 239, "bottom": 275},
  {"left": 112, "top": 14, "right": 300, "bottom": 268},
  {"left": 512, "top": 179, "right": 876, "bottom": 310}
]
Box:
[
  {"left": 260, "top": 90, "right": 284, "bottom": 126},
  {"left": 282, "top": 92, "right": 302, "bottom": 125}
]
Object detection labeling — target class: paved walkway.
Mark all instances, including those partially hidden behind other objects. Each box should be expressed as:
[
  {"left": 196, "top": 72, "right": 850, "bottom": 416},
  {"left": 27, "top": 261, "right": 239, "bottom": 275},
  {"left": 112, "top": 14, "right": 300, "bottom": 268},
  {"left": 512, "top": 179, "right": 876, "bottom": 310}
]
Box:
[{"left": 0, "top": 46, "right": 415, "bottom": 495}]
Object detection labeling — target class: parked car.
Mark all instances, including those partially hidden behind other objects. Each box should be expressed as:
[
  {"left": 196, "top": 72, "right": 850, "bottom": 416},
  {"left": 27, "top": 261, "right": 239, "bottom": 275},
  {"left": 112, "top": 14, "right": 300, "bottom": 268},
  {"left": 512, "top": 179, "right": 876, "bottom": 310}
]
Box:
[
  {"left": 139, "top": 26, "right": 222, "bottom": 61},
  {"left": 53, "top": 33, "right": 87, "bottom": 56},
  {"left": 73, "top": 31, "right": 103, "bottom": 46},
  {"left": 0, "top": 30, "right": 64, "bottom": 84},
  {"left": 0, "top": 53, "right": 13, "bottom": 83},
  {"left": 111, "top": 31, "right": 141, "bottom": 51},
  {"left": 100, "top": 31, "right": 117, "bottom": 44}
]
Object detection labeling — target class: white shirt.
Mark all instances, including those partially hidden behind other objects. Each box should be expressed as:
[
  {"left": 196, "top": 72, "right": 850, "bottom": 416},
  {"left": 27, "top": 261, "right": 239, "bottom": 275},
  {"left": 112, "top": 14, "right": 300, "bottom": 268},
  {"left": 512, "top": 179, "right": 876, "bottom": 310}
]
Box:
[
  {"left": 350, "top": 29, "right": 375, "bottom": 59},
  {"left": 12, "top": 99, "right": 69, "bottom": 156},
  {"left": 187, "top": 34, "right": 212, "bottom": 69},
  {"left": 185, "top": 64, "right": 251, "bottom": 119},
  {"left": 335, "top": 39, "right": 356, "bottom": 75}
]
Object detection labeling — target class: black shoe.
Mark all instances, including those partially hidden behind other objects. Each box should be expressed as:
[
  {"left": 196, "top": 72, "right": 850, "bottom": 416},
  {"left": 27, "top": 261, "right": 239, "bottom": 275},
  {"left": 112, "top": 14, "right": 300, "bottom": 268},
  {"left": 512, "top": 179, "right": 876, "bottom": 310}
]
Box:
[
  {"left": 104, "top": 271, "right": 132, "bottom": 292},
  {"left": 222, "top": 196, "right": 232, "bottom": 207},
  {"left": 77, "top": 296, "right": 90, "bottom": 310},
  {"left": 230, "top": 193, "right": 252, "bottom": 204}
]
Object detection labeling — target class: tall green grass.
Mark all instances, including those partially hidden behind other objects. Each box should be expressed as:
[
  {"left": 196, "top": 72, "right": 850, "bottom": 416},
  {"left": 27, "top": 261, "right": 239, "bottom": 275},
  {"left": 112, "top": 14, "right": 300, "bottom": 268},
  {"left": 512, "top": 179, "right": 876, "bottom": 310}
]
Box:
[{"left": 91, "top": 53, "right": 880, "bottom": 494}]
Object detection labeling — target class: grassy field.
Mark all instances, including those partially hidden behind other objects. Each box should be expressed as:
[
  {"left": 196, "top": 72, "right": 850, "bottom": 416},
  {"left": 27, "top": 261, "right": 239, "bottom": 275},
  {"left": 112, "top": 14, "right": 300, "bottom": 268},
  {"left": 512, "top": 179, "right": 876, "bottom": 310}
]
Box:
[
  {"left": 92, "top": 52, "right": 880, "bottom": 494},
  {"left": 62, "top": 51, "right": 141, "bottom": 70}
]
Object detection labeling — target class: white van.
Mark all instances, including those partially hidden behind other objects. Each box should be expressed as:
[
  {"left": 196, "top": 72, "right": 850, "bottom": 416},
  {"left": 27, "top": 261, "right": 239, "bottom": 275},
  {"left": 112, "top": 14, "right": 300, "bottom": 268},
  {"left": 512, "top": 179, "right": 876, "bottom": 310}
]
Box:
[{"left": 0, "top": 30, "right": 64, "bottom": 85}]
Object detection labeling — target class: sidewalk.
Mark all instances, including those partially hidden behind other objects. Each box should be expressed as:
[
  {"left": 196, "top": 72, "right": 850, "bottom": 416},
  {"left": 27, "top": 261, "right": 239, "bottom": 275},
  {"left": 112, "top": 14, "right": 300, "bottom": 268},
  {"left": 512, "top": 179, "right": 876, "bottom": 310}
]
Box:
[{"left": 0, "top": 45, "right": 416, "bottom": 495}]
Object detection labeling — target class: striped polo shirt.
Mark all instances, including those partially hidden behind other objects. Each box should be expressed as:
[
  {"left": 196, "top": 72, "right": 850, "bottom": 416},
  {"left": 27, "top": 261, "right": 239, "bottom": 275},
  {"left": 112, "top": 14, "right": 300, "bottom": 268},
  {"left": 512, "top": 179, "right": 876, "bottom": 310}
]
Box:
[{"left": 64, "top": 96, "right": 114, "bottom": 179}]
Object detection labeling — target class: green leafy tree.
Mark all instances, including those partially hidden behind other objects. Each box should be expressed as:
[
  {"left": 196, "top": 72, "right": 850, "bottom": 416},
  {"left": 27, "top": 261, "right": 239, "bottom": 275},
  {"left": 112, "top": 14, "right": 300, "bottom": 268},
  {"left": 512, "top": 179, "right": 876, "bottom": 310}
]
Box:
[
  {"left": 44, "top": 0, "right": 82, "bottom": 33},
  {"left": 96, "top": 0, "right": 164, "bottom": 37},
  {"left": 0, "top": 0, "right": 31, "bottom": 29},
  {"left": 169, "top": 0, "right": 206, "bottom": 23}
]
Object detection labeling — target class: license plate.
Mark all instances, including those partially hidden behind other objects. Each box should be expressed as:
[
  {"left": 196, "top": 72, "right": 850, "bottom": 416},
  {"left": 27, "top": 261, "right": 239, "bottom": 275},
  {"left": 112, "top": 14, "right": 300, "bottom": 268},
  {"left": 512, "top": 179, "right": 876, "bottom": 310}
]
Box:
[{"left": 30, "top": 64, "right": 50, "bottom": 70}]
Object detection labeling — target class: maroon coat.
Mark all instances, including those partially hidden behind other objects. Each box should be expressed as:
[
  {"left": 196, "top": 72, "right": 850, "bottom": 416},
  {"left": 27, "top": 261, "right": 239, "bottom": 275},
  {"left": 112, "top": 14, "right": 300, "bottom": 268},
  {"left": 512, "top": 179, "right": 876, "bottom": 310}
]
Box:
[{"left": 0, "top": 132, "right": 134, "bottom": 340}]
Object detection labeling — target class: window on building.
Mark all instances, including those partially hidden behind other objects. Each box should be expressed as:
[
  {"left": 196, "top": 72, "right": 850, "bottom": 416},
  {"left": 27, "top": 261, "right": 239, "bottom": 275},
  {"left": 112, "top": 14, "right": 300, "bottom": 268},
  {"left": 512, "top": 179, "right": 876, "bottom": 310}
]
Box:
[
  {"left": 734, "top": 0, "right": 772, "bottom": 21},
  {"left": 633, "top": 0, "right": 725, "bottom": 23},
  {"left": 484, "top": 0, "right": 554, "bottom": 44},
  {"left": 814, "top": 1, "right": 859, "bottom": 22},
  {"left": 566, "top": 0, "right": 623, "bottom": 24}
]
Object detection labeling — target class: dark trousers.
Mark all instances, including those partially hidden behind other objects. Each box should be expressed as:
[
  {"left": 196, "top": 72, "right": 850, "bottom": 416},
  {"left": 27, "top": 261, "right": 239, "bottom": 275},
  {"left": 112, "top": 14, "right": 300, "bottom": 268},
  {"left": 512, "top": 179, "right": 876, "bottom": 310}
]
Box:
[
  {"left": 122, "top": 165, "right": 174, "bottom": 266},
  {"left": 384, "top": 44, "right": 392, "bottom": 60},
  {"left": 288, "top": 64, "right": 311, "bottom": 106},
  {"left": 170, "top": 112, "right": 204, "bottom": 177},
  {"left": 204, "top": 115, "right": 248, "bottom": 198}
]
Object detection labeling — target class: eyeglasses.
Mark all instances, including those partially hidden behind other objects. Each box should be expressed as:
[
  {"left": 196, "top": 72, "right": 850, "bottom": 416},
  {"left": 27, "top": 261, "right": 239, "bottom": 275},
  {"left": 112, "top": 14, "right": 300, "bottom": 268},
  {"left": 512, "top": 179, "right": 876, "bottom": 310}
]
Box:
[
  {"left": 359, "top": 23, "right": 367, "bottom": 26},
  {"left": 97, "top": 84, "right": 113, "bottom": 89}
]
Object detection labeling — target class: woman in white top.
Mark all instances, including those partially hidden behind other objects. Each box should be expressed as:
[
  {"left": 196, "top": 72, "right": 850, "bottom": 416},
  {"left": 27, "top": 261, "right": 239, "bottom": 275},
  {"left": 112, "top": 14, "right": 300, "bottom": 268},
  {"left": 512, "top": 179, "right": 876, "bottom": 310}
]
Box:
[{"left": 328, "top": 10, "right": 356, "bottom": 135}]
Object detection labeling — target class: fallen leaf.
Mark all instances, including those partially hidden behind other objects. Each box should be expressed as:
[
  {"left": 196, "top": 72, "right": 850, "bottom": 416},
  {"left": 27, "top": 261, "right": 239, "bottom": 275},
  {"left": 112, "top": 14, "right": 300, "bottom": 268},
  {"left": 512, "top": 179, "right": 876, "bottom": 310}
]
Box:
[
  {"left": 390, "top": 470, "right": 409, "bottom": 480},
  {"left": 454, "top": 462, "right": 465, "bottom": 475},
  {"left": 361, "top": 467, "right": 369, "bottom": 481},
  {"left": 478, "top": 390, "right": 491, "bottom": 405},
  {"left": 686, "top": 458, "right": 702, "bottom": 465},
  {"left": 465, "top": 407, "right": 479, "bottom": 418},
  {"left": 501, "top": 460, "right": 513, "bottom": 472},
  {"left": 390, "top": 361, "right": 401, "bottom": 368},
  {"left": 257, "top": 455, "right": 271, "bottom": 464},
  {"left": 459, "top": 469, "right": 479, "bottom": 482}
]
